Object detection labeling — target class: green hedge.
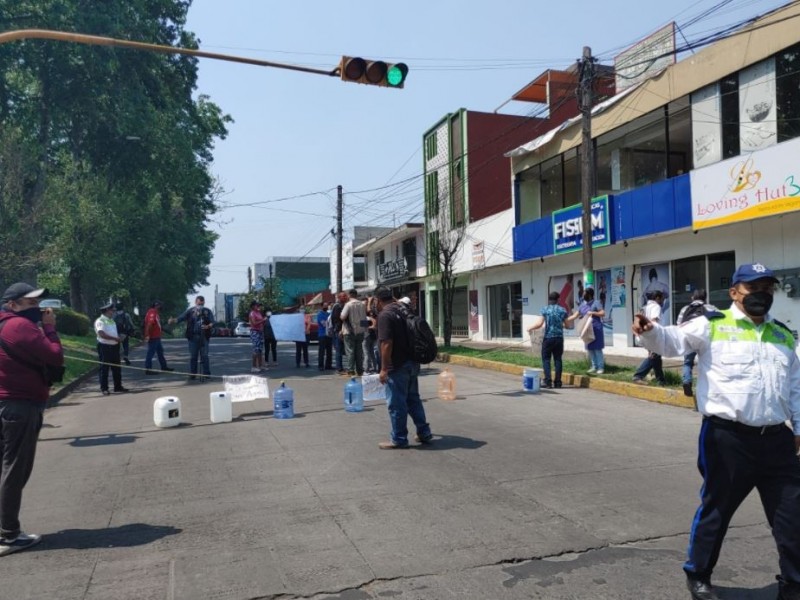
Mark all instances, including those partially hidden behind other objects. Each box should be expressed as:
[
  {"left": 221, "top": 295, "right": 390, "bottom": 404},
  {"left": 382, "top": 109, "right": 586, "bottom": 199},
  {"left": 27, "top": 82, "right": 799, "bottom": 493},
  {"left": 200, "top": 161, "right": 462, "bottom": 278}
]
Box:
[{"left": 56, "top": 308, "right": 91, "bottom": 336}]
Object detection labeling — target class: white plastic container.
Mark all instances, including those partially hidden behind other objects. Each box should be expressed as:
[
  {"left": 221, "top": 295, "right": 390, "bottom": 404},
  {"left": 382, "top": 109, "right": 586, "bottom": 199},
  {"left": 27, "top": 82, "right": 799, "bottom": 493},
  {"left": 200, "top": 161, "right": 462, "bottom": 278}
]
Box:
[
  {"left": 153, "top": 396, "right": 182, "bottom": 427},
  {"left": 209, "top": 391, "right": 232, "bottom": 423},
  {"left": 522, "top": 368, "right": 541, "bottom": 393}
]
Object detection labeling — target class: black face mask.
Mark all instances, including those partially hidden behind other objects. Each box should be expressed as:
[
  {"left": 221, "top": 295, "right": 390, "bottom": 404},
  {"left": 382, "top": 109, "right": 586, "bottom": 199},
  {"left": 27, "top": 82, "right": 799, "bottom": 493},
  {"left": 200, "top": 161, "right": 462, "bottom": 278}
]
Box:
[
  {"left": 17, "top": 306, "right": 42, "bottom": 324},
  {"left": 742, "top": 291, "right": 773, "bottom": 317}
]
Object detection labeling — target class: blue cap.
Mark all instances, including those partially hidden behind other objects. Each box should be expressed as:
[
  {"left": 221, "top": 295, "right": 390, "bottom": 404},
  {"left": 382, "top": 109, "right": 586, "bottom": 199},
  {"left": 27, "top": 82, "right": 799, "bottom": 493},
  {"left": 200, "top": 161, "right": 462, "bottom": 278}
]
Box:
[{"left": 732, "top": 263, "right": 779, "bottom": 284}]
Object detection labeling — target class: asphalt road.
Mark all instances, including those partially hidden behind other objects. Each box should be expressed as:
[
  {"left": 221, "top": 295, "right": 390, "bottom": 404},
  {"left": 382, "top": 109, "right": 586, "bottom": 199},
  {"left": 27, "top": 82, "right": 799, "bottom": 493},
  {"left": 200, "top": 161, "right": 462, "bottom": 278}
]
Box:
[{"left": 2, "top": 337, "right": 784, "bottom": 599}]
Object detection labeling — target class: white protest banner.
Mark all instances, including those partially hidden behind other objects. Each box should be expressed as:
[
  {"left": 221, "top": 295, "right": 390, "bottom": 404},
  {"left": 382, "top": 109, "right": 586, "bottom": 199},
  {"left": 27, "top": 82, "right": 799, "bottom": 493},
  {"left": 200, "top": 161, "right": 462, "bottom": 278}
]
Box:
[
  {"left": 361, "top": 374, "right": 387, "bottom": 401},
  {"left": 223, "top": 375, "right": 270, "bottom": 402},
  {"left": 270, "top": 313, "right": 306, "bottom": 342}
]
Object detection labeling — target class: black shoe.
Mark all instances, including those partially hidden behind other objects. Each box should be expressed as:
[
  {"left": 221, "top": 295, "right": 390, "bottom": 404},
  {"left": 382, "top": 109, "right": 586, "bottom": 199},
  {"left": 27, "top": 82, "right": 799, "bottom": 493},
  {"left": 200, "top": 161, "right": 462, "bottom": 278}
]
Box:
[
  {"left": 188, "top": 375, "right": 196, "bottom": 381},
  {"left": 544, "top": 381, "right": 553, "bottom": 389},
  {"left": 686, "top": 574, "right": 720, "bottom": 600},
  {"left": 123, "top": 358, "right": 131, "bottom": 366},
  {"left": 554, "top": 382, "right": 563, "bottom": 389},
  {"left": 161, "top": 367, "right": 174, "bottom": 372},
  {"left": 683, "top": 383, "right": 693, "bottom": 397},
  {"left": 113, "top": 387, "right": 130, "bottom": 393}
]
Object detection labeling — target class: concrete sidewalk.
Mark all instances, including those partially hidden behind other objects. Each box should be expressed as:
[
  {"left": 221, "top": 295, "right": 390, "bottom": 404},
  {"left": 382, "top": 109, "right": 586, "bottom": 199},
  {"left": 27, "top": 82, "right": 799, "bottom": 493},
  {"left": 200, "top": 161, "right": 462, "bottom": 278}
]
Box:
[{"left": 2, "top": 338, "right": 781, "bottom": 599}]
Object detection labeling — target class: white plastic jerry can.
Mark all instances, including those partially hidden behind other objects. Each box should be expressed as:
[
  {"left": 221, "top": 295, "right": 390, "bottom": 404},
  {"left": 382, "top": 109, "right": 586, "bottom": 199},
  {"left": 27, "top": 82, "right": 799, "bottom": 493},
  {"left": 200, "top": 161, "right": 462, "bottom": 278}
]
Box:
[
  {"left": 209, "top": 391, "right": 232, "bottom": 423},
  {"left": 153, "top": 396, "right": 182, "bottom": 428}
]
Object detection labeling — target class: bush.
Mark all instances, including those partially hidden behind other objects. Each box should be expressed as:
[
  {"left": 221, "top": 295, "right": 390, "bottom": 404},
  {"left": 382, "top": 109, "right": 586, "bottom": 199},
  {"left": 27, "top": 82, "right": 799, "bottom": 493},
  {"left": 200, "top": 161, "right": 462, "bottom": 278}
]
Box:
[{"left": 57, "top": 308, "right": 91, "bottom": 336}]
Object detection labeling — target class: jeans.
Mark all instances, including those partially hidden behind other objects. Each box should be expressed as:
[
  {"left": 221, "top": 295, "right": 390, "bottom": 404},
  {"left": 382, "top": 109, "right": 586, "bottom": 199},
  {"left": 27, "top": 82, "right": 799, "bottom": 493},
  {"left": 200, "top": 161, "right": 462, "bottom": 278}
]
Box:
[
  {"left": 587, "top": 349, "right": 605, "bottom": 371},
  {"left": 344, "top": 333, "right": 364, "bottom": 374},
  {"left": 334, "top": 335, "right": 344, "bottom": 371},
  {"left": 634, "top": 352, "right": 665, "bottom": 384},
  {"left": 0, "top": 400, "right": 44, "bottom": 539},
  {"left": 121, "top": 335, "right": 130, "bottom": 360},
  {"left": 264, "top": 338, "right": 278, "bottom": 363},
  {"left": 145, "top": 338, "right": 167, "bottom": 370},
  {"left": 188, "top": 335, "right": 210, "bottom": 375},
  {"left": 362, "top": 333, "right": 377, "bottom": 372},
  {"left": 317, "top": 336, "right": 333, "bottom": 369},
  {"left": 386, "top": 361, "right": 431, "bottom": 446},
  {"left": 541, "top": 337, "right": 564, "bottom": 386},
  {"left": 295, "top": 341, "right": 309, "bottom": 366},
  {"left": 97, "top": 343, "right": 122, "bottom": 391},
  {"left": 683, "top": 352, "right": 697, "bottom": 385}
]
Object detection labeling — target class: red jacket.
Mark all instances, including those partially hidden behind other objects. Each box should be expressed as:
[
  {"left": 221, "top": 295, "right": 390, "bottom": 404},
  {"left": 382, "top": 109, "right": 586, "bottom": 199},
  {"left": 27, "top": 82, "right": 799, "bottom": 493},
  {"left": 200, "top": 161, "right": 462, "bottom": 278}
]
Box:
[
  {"left": 0, "top": 311, "right": 64, "bottom": 403},
  {"left": 143, "top": 308, "right": 162, "bottom": 339}
]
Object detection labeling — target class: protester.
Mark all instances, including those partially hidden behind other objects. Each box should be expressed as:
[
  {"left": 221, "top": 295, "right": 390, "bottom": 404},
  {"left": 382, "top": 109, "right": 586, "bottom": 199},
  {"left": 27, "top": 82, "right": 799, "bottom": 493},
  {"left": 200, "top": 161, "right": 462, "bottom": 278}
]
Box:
[
  {"left": 528, "top": 291, "right": 578, "bottom": 389},
  {"left": 316, "top": 303, "right": 332, "bottom": 371},
  {"left": 632, "top": 263, "right": 800, "bottom": 600},
  {"left": 0, "top": 283, "right": 64, "bottom": 556},
  {"left": 341, "top": 289, "right": 367, "bottom": 376},
  {"left": 295, "top": 312, "right": 310, "bottom": 368},
  {"left": 113, "top": 301, "right": 135, "bottom": 366},
  {"left": 362, "top": 295, "right": 378, "bottom": 374},
  {"left": 576, "top": 287, "right": 605, "bottom": 374},
  {"left": 375, "top": 285, "right": 432, "bottom": 449},
  {"left": 248, "top": 301, "right": 266, "bottom": 373},
  {"left": 676, "top": 289, "right": 716, "bottom": 397},
  {"left": 633, "top": 290, "right": 666, "bottom": 385},
  {"left": 263, "top": 310, "right": 278, "bottom": 366},
  {"left": 331, "top": 292, "right": 347, "bottom": 374},
  {"left": 143, "top": 300, "right": 174, "bottom": 374},
  {"left": 170, "top": 295, "right": 214, "bottom": 380},
  {"left": 94, "top": 302, "right": 127, "bottom": 395}
]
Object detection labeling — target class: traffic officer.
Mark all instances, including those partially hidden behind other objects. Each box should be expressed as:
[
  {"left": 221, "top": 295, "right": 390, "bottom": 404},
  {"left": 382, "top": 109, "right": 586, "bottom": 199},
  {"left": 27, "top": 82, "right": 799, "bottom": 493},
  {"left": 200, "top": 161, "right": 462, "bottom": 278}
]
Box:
[{"left": 632, "top": 263, "right": 800, "bottom": 600}]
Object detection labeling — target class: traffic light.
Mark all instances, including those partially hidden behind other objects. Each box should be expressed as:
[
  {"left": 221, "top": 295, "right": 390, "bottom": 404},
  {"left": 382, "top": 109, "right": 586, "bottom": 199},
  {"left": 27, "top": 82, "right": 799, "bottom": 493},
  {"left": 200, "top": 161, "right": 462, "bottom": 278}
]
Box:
[{"left": 340, "top": 56, "right": 409, "bottom": 89}]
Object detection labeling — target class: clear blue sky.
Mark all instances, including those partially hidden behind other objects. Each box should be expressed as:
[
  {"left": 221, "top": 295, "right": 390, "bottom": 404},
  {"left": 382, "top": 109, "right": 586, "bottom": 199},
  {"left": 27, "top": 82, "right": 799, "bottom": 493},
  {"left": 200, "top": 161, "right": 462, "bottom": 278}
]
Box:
[{"left": 184, "top": 0, "right": 788, "bottom": 307}]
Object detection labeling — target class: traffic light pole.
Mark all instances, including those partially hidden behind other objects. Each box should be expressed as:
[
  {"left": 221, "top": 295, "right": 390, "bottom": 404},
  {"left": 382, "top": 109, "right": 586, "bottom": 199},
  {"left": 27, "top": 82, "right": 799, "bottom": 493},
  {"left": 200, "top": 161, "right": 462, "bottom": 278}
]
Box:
[
  {"left": 579, "top": 46, "right": 596, "bottom": 290},
  {"left": 336, "top": 185, "right": 343, "bottom": 293}
]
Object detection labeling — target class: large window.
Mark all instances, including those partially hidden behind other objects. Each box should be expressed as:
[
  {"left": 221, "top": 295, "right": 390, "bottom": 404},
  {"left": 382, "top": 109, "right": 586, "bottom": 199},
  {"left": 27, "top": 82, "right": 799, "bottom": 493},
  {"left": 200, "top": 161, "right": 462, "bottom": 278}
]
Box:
[
  {"left": 487, "top": 282, "right": 523, "bottom": 339},
  {"left": 777, "top": 42, "right": 800, "bottom": 143},
  {"left": 720, "top": 74, "right": 740, "bottom": 158},
  {"left": 671, "top": 251, "right": 735, "bottom": 321}
]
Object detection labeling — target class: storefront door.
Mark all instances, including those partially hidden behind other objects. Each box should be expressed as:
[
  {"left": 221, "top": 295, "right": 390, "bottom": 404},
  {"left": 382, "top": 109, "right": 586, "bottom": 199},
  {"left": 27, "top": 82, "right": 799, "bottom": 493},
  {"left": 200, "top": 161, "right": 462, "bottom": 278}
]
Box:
[{"left": 488, "top": 282, "right": 523, "bottom": 339}]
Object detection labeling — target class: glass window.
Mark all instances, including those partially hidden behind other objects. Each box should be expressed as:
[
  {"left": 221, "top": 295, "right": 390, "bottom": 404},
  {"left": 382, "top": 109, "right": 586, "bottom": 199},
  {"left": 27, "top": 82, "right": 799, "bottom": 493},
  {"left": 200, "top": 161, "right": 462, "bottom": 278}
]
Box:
[
  {"left": 563, "top": 148, "right": 580, "bottom": 207},
  {"left": 668, "top": 97, "right": 691, "bottom": 177},
  {"left": 707, "top": 251, "right": 735, "bottom": 307},
  {"left": 777, "top": 42, "right": 800, "bottom": 143},
  {"left": 540, "top": 155, "right": 564, "bottom": 217},
  {"left": 517, "top": 166, "right": 541, "bottom": 224},
  {"left": 720, "top": 74, "right": 740, "bottom": 159}
]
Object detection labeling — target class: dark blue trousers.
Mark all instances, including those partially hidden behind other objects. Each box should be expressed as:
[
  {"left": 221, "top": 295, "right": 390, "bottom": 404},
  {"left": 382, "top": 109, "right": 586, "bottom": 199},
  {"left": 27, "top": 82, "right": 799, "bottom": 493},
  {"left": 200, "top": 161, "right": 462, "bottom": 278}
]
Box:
[{"left": 685, "top": 417, "right": 800, "bottom": 584}]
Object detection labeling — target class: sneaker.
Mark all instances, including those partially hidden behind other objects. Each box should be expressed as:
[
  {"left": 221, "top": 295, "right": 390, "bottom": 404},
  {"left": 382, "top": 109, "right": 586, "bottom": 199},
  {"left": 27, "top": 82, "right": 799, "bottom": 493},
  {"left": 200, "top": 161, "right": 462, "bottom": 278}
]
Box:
[
  {"left": 683, "top": 383, "right": 693, "bottom": 397},
  {"left": 161, "top": 367, "right": 174, "bottom": 372},
  {"left": 378, "top": 441, "right": 409, "bottom": 450},
  {"left": 123, "top": 358, "right": 131, "bottom": 366},
  {"left": 251, "top": 368, "right": 260, "bottom": 374},
  {"left": 0, "top": 532, "right": 42, "bottom": 557},
  {"left": 632, "top": 378, "right": 646, "bottom": 385},
  {"left": 587, "top": 368, "right": 597, "bottom": 374},
  {"left": 596, "top": 369, "right": 604, "bottom": 375},
  {"left": 414, "top": 433, "right": 434, "bottom": 444},
  {"left": 113, "top": 387, "right": 130, "bottom": 393}
]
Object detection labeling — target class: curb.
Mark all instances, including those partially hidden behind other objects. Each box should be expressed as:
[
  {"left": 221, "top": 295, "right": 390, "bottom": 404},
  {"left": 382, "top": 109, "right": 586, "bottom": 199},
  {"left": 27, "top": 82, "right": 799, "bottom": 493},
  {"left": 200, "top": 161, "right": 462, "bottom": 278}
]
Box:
[{"left": 438, "top": 353, "right": 696, "bottom": 410}]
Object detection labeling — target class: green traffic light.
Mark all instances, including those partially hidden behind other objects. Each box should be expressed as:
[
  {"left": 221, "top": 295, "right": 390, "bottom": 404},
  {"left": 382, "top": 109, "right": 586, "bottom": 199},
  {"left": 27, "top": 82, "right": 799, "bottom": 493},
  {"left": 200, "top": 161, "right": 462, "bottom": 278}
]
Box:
[{"left": 387, "top": 63, "right": 408, "bottom": 87}]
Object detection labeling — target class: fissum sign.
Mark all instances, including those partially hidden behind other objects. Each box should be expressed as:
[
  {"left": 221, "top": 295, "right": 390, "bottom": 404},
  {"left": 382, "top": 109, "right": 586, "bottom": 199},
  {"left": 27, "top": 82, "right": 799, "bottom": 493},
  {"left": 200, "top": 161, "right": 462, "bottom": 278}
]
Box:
[
  {"left": 691, "top": 136, "right": 800, "bottom": 230},
  {"left": 552, "top": 196, "right": 611, "bottom": 255}
]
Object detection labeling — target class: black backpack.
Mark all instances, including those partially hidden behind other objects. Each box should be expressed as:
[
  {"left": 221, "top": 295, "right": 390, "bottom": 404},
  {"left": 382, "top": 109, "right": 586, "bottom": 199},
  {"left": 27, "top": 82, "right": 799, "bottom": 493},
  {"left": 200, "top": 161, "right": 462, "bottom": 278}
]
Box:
[{"left": 397, "top": 305, "right": 438, "bottom": 364}]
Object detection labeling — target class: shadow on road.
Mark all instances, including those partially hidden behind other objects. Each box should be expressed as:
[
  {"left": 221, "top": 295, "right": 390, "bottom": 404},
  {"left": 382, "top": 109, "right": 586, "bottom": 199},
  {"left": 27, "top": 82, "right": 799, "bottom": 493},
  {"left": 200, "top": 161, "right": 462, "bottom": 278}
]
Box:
[
  {"left": 417, "top": 434, "right": 486, "bottom": 451},
  {"left": 715, "top": 583, "right": 777, "bottom": 599},
  {"left": 69, "top": 434, "right": 140, "bottom": 447},
  {"left": 34, "top": 523, "right": 182, "bottom": 551}
]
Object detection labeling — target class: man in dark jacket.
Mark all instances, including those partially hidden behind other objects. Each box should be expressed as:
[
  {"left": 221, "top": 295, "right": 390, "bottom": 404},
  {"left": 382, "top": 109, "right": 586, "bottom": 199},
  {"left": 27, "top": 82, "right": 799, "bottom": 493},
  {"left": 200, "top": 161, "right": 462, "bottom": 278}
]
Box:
[
  {"left": 0, "top": 282, "right": 64, "bottom": 556},
  {"left": 169, "top": 296, "right": 214, "bottom": 380}
]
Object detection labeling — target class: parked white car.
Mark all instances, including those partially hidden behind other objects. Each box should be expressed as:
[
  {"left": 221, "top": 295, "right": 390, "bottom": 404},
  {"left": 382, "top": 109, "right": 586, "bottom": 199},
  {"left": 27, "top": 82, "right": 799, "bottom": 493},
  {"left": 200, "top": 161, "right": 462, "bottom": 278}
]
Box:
[{"left": 234, "top": 322, "right": 251, "bottom": 337}]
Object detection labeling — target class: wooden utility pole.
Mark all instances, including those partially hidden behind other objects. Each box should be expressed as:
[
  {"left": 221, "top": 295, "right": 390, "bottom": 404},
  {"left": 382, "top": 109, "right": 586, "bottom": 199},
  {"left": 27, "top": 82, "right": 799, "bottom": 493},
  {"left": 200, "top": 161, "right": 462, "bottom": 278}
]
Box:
[
  {"left": 336, "top": 185, "right": 343, "bottom": 292},
  {"left": 579, "top": 46, "right": 597, "bottom": 290}
]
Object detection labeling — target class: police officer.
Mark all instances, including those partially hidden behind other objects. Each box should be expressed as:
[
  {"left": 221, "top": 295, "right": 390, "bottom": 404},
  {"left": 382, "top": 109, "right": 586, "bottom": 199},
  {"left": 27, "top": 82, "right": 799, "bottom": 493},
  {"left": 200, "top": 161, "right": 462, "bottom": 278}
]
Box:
[{"left": 632, "top": 263, "right": 800, "bottom": 600}]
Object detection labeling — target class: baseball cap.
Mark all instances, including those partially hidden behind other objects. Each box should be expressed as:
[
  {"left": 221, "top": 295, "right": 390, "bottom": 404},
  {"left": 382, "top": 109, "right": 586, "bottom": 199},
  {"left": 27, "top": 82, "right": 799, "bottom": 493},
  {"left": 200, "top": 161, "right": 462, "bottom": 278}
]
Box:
[
  {"left": 731, "top": 263, "right": 779, "bottom": 285},
  {"left": 399, "top": 296, "right": 411, "bottom": 306},
  {"left": 2, "top": 282, "right": 48, "bottom": 303},
  {"left": 99, "top": 301, "right": 114, "bottom": 312}
]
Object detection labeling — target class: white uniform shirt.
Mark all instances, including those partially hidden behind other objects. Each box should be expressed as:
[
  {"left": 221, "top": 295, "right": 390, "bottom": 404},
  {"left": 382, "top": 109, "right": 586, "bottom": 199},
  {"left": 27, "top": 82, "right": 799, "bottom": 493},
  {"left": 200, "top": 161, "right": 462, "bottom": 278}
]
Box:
[
  {"left": 95, "top": 315, "right": 119, "bottom": 345},
  {"left": 639, "top": 303, "right": 800, "bottom": 433}
]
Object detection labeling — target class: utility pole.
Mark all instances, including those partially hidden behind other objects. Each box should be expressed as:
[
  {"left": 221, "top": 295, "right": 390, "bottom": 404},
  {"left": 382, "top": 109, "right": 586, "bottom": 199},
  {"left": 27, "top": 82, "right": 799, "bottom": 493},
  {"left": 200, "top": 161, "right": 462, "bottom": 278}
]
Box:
[
  {"left": 579, "top": 46, "right": 596, "bottom": 290},
  {"left": 336, "top": 185, "right": 343, "bottom": 293}
]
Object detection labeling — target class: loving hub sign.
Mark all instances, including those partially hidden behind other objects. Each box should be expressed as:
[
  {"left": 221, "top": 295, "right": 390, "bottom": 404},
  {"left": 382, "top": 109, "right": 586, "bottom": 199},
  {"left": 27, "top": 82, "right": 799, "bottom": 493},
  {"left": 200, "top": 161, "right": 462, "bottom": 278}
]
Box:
[{"left": 690, "top": 136, "right": 800, "bottom": 230}]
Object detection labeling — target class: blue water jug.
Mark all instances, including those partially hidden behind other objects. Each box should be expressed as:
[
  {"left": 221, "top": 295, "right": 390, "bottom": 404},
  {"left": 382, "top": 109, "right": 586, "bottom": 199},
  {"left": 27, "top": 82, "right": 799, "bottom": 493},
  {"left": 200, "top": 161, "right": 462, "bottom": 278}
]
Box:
[
  {"left": 273, "top": 381, "right": 294, "bottom": 419},
  {"left": 344, "top": 377, "right": 364, "bottom": 413}
]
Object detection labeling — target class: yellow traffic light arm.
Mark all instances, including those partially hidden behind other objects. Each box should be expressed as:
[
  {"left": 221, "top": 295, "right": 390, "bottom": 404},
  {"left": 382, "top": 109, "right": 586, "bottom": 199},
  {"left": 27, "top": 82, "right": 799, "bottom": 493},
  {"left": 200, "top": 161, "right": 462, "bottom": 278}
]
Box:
[{"left": 0, "top": 29, "right": 340, "bottom": 77}]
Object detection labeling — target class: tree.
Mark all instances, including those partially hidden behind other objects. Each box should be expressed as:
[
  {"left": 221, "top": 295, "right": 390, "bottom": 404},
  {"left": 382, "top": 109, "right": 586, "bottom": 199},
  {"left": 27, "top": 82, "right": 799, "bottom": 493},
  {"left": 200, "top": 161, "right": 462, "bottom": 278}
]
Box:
[
  {"left": 237, "top": 277, "right": 285, "bottom": 321},
  {"left": 0, "top": 0, "right": 231, "bottom": 314},
  {"left": 433, "top": 223, "right": 467, "bottom": 348}
]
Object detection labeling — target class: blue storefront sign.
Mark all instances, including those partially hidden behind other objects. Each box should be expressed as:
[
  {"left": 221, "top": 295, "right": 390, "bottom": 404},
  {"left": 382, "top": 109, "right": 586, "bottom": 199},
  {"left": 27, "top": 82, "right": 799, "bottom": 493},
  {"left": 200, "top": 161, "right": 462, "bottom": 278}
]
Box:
[{"left": 552, "top": 196, "right": 612, "bottom": 255}]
